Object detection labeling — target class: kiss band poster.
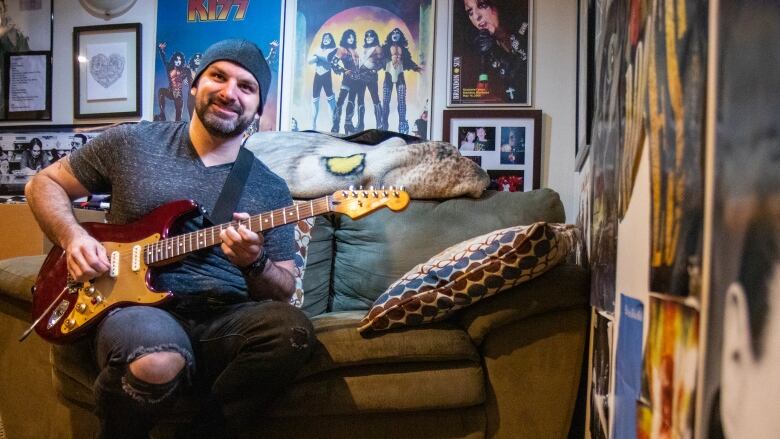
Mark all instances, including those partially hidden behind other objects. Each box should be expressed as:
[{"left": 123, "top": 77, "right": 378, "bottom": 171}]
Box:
[
  {"left": 153, "top": 0, "right": 283, "bottom": 131},
  {"left": 448, "top": 0, "right": 532, "bottom": 106},
  {"left": 284, "top": 0, "right": 434, "bottom": 139}
]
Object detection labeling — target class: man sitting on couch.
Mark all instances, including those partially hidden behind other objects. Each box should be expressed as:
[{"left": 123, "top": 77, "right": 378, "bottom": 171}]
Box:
[{"left": 24, "top": 39, "right": 314, "bottom": 438}]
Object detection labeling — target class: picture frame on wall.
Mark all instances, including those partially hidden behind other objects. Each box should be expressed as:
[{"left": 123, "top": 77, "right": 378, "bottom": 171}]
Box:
[
  {"left": 0, "top": 0, "right": 52, "bottom": 121},
  {"left": 281, "top": 0, "right": 435, "bottom": 138},
  {"left": 447, "top": 0, "right": 532, "bottom": 106},
  {"left": 442, "top": 109, "right": 542, "bottom": 191},
  {"left": 575, "top": 0, "right": 594, "bottom": 171},
  {"left": 0, "top": 124, "right": 110, "bottom": 197},
  {"left": 73, "top": 23, "right": 141, "bottom": 119},
  {"left": 3, "top": 51, "right": 52, "bottom": 120}
]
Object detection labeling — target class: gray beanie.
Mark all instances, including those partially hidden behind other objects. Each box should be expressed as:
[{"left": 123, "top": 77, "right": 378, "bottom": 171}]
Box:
[{"left": 191, "top": 39, "right": 270, "bottom": 115}]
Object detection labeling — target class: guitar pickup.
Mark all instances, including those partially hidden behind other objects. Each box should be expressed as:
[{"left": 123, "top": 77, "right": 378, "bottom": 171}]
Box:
[
  {"left": 109, "top": 251, "right": 120, "bottom": 278},
  {"left": 132, "top": 245, "right": 141, "bottom": 272}
]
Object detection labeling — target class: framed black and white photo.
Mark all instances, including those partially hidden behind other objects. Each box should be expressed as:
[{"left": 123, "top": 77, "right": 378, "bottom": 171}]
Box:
[
  {"left": 0, "top": 0, "right": 52, "bottom": 121},
  {"left": 73, "top": 23, "right": 141, "bottom": 119},
  {"left": 443, "top": 109, "right": 542, "bottom": 191},
  {"left": 0, "top": 124, "right": 110, "bottom": 197},
  {"left": 447, "top": 0, "right": 532, "bottom": 106},
  {"left": 575, "top": 0, "right": 594, "bottom": 171},
  {"left": 3, "top": 51, "right": 52, "bottom": 120}
]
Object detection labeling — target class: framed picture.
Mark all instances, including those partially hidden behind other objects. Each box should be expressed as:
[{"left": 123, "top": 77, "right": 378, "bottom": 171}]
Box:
[
  {"left": 3, "top": 51, "right": 52, "bottom": 120},
  {"left": 73, "top": 23, "right": 141, "bottom": 119},
  {"left": 575, "top": 0, "right": 594, "bottom": 171},
  {"left": 442, "top": 109, "right": 542, "bottom": 191},
  {"left": 0, "top": 0, "right": 52, "bottom": 120},
  {"left": 281, "top": 0, "right": 435, "bottom": 139},
  {"left": 0, "top": 124, "right": 110, "bottom": 197},
  {"left": 447, "top": 0, "right": 532, "bottom": 106},
  {"left": 153, "top": 0, "right": 283, "bottom": 130}
]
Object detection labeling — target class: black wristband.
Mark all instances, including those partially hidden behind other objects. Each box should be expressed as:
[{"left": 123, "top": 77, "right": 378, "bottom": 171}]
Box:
[{"left": 240, "top": 250, "right": 269, "bottom": 277}]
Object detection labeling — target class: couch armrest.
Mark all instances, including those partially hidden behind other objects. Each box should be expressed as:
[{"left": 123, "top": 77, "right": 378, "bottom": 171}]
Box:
[
  {"left": 0, "top": 255, "right": 46, "bottom": 304},
  {"left": 455, "top": 263, "right": 589, "bottom": 345}
]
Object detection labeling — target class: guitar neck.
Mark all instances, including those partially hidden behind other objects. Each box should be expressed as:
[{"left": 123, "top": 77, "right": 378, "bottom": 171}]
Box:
[{"left": 145, "top": 196, "right": 333, "bottom": 265}]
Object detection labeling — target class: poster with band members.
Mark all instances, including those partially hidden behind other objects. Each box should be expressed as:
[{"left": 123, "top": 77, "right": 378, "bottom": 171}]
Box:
[
  {"left": 153, "top": 0, "right": 283, "bottom": 130},
  {"left": 448, "top": 0, "right": 532, "bottom": 106},
  {"left": 284, "top": 0, "right": 434, "bottom": 139}
]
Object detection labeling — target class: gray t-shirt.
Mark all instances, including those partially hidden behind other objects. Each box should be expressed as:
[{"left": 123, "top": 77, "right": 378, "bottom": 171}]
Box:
[{"left": 68, "top": 121, "right": 295, "bottom": 300}]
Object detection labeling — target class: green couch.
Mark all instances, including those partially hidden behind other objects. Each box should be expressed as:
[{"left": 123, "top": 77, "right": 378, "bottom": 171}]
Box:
[{"left": 0, "top": 189, "right": 588, "bottom": 438}]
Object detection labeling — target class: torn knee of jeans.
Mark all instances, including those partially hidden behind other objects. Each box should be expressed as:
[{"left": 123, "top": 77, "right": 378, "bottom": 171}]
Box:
[
  {"left": 127, "top": 343, "right": 194, "bottom": 369},
  {"left": 289, "top": 327, "right": 310, "bottom": 350},
  {"left": 122, "top": 367, "right": 183, "bottom": 404}
]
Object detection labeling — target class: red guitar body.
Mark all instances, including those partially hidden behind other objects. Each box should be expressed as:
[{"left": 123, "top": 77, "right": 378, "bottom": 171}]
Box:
[{"left": 32, "top": 200, "right": 200, "bottom": 344}]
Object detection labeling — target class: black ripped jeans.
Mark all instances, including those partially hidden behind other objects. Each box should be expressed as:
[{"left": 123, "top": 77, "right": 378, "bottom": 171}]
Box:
[{"left": 93, "top": 300, "right": 314, "bottom": 438}]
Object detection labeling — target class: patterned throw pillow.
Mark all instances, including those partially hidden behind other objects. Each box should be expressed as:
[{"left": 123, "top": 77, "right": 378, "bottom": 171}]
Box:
[
  {"left": 289, "top": 217, "right": 316, "bottom": 308},
  {"left": 357, "top": 222, "right": 579, "bottom": 333}
]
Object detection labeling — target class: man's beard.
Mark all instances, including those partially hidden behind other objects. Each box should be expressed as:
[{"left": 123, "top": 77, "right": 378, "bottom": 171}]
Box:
[{"left": 196, "top": 94, "right": 255, "bottom": 138}]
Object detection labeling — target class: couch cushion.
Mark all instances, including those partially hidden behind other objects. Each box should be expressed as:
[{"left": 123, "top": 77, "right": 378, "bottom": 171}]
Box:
[
  {"left": 357, "top": 223, "right": 577, "bottom": 333},
  {"left": 0, "top": 255, "right": 45, "bottom": 303},
  {"left": 331, "top": 189, "right": 566, "bottom": 311},
  {"left": 52, "top": 311, "right": 484, "bottom": 414},
  {"left": 300, "top": 216, "right": 335, "bottom": 317}
]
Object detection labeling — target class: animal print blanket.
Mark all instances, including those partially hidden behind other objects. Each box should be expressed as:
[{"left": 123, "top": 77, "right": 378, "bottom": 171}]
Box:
[{"left": 244, "top": 131, "right": 489, "bottom": 199}]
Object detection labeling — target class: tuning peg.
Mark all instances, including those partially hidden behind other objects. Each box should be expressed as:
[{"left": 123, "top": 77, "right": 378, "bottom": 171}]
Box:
[
  {"left": 342, "top": 190, "right": 348, "bottom": 197},
  {"left": 349, "top": 185, "right": 354, "bottom": 191},
  {"left": 359, "top": 185, "right": 364, "bottom": 190}
]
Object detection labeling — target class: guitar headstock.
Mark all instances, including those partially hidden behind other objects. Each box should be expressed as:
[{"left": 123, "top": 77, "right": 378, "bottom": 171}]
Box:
[{"left": 330, "top": 186, "right": 410, "bottom": 219}]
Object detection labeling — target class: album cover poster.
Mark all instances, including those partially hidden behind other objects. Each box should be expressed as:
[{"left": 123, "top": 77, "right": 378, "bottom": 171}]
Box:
[
  {"left": 588, "top": 311, "right": 613, "bottom": 439},
  {"left": 645, "top": 0, "right": 707, "bottom": 296},
  {"left": 589, "top": 0, "right": 627, "bottom": 313},
  {"left": 153, "top": 1, "right": 283, "bottom": 130},
  {"left": 639, "top": 297, "right": 698, "bottom": 439},
  {"left": 285, "top": 0, "right": 434, "bottom": 138},
  {"left": 700, "top": 0, "right": 780, "bottom": 436},
  {"left": 448, "top": 0, "right": 532, "bottom": 106},
  {"left": 612, "top": 294, "right": 644, "bottom": 439}
]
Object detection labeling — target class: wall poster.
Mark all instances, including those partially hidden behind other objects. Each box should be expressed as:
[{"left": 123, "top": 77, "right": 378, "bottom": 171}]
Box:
[
  {"left": 638, "top": 297, "right": 698, "bottom": 439},
  {"left": 447, "top": 0, "right": 532, "bottom": 106},
  {"left": 700, "top": 0, "right": 780, "bottom": 437},
  {"left": 153, "top": 0, "right": 283, "bottom": 130},
  {"left": 589, "top": 0, "right": 627, "bottom": 313},
  {"left": 646, "top": 0, "right": 707, "bottom": 296},
  {"left": 283, "top": 0, "right": 434, "bottom": 138}
]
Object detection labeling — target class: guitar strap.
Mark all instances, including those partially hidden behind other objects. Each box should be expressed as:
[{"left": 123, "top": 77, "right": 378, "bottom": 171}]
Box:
[{"left": 204, "top": 144, "right": 255, "bottom": 225}]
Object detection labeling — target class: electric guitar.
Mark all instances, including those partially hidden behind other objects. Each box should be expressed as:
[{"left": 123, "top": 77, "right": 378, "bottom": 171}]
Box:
[{"left": 29, "top": 187, "right": 410, "bottom": 344}]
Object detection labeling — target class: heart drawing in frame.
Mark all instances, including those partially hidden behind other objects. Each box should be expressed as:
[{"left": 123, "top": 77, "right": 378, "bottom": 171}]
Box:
[{"left": 89, "top": 53, "right": 126, "bottom": 88}]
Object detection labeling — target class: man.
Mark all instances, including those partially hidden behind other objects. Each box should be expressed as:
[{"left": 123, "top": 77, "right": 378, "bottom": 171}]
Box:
[
  {"left": 308, "top": 32, "right": 336, "bottom": 131},
  {"left": 19, "top": 137, "right": 50, "bottom": 174},
  {"left": 71, "top": 133, "right": 87, "bottom": 152},
  {"left": 331, "top": 29, "right": 360, "bottom": 134},
  {"left": 354, "top": 29, "right": 383, "bottom": 132},
  {"left": 25, "top": 39, "right": 314, "bottom": 437},
  {"left": 156, "top": 42, "right": 189, "bottom": 121},
  {"left": 380, "top": 28, "right": 422, "bottom": 134}
]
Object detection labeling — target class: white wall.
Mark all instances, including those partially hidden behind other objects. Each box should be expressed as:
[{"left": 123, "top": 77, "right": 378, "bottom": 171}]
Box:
[{"left": 2, "top": 0, "right": 579, "bottom": 221}]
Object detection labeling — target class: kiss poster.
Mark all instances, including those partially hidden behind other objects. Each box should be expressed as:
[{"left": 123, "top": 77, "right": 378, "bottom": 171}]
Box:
[
  {"left": 284, "top": 0, "right": 434, "bottom": 139},
  {"left": 153, "top": 0, "right": 283, "bottom": 130}
]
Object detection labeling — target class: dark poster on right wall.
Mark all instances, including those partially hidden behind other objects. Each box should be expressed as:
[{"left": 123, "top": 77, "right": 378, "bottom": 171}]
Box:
[
  {"left": 701, "top": 0, "right": 780, "bottom": 437},
  {"left": 646, "top": 0, "right": 707, "bottom": 296}
]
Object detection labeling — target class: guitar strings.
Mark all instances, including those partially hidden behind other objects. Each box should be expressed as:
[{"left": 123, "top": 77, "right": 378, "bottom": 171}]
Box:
[{"left": 100, "top": 197, "right": 333, "bottom": 263}]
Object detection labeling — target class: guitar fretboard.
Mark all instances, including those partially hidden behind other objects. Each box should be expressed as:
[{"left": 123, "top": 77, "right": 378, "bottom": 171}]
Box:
[{"left": 144, "top": 196, "right": 332, "bottom": 264}]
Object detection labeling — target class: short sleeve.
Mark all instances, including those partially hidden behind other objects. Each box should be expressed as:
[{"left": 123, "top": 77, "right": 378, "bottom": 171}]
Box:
[{"left": 68, "top": 124, "right": 132, "bottom": 194}]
